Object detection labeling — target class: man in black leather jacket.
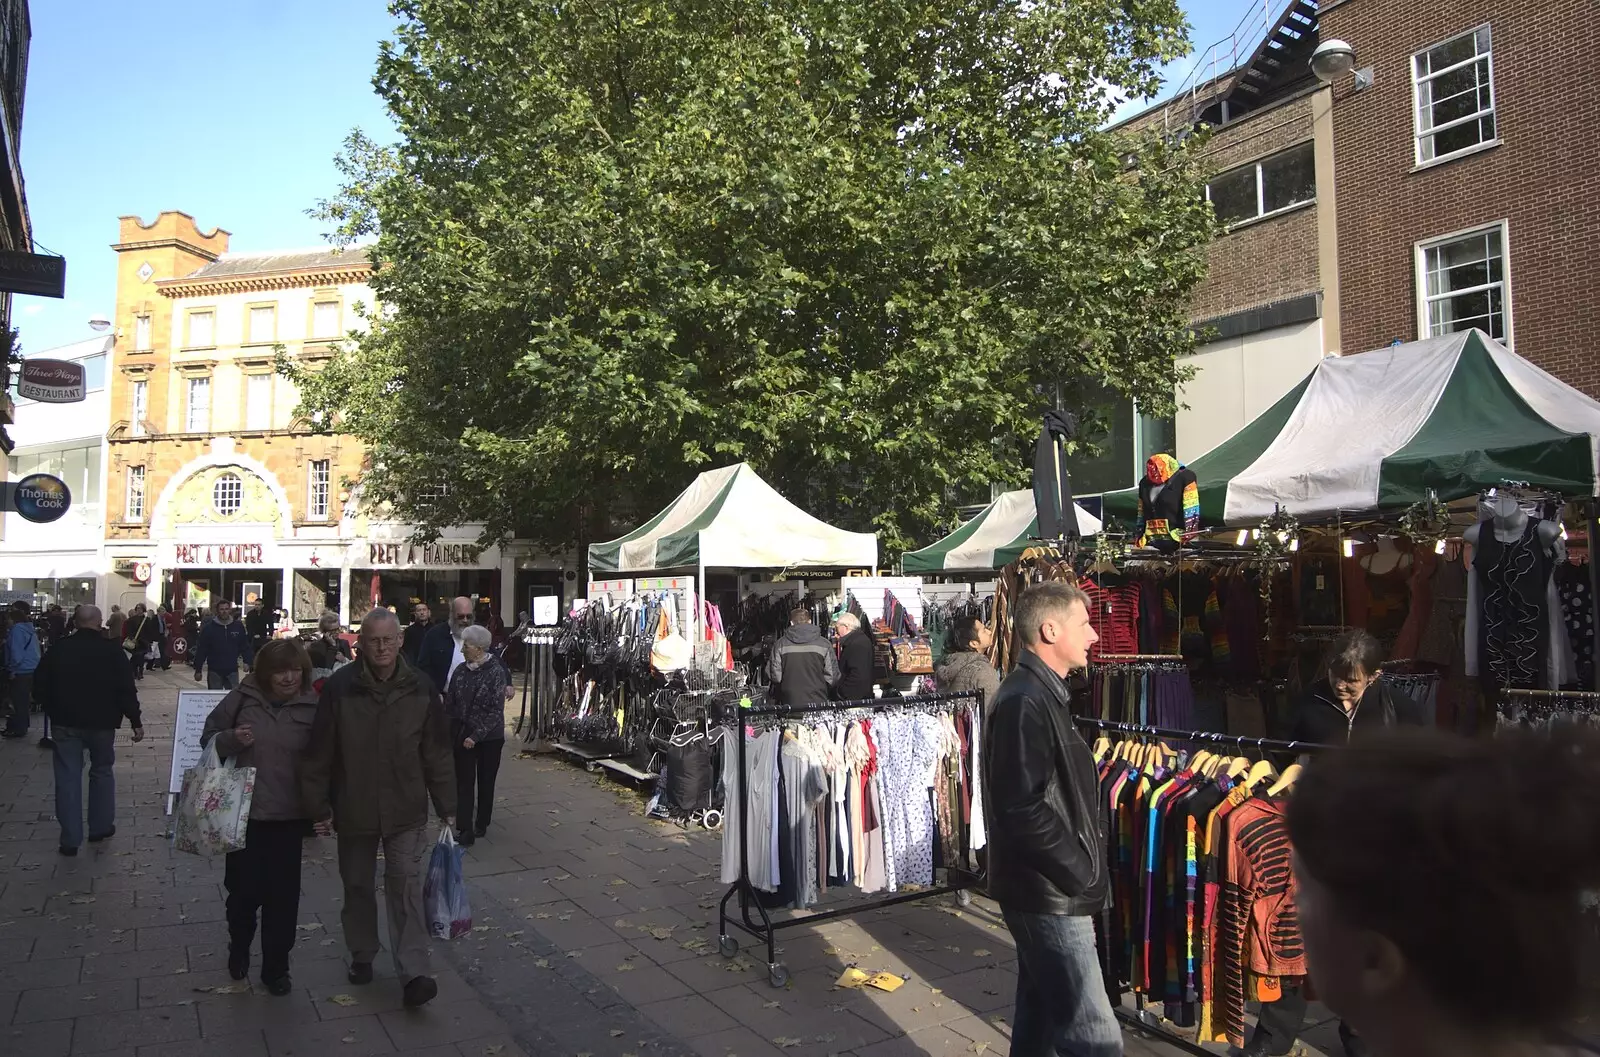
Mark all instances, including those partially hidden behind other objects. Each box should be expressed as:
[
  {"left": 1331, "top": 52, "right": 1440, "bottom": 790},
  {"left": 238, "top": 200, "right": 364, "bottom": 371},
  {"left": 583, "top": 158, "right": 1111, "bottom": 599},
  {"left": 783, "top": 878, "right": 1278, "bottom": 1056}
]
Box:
[{"left": 983, "top": 581, "right": 1120, "bottom": 1057}]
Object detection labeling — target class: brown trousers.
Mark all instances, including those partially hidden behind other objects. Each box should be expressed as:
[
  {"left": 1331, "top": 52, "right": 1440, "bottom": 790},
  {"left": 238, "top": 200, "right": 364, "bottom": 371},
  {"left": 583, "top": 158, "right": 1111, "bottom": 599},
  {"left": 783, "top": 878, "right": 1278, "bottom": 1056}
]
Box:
[{"left": 336, "top": 824, "right": 433, "bottom": 980}]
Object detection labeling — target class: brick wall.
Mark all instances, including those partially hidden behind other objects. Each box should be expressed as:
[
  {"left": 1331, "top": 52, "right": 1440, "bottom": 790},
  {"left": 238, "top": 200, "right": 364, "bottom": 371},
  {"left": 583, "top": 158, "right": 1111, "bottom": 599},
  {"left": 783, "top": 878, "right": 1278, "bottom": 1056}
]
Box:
[{"left": 1323, "top": 0, "right": 1600, "bottom": 391}]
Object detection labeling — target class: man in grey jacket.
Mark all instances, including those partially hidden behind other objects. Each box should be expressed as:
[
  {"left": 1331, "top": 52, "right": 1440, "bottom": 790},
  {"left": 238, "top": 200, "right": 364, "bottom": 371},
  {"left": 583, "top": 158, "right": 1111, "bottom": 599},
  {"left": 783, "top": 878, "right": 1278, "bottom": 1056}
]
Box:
[{"left": 767, "top": 609, "right": 838, "bottom": 707}]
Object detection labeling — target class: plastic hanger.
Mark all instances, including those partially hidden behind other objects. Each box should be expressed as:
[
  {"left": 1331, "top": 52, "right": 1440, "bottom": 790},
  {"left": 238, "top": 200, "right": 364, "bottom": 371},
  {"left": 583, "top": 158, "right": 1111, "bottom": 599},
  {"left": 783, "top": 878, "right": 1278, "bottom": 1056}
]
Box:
[
  {"left": 1243, "top": 757, "right": 1278, "bottom": 790},
  {"left": 1093, "top": 736, "right": 1111, "bottom": 763},
  {"left": 1267, "top": 763, "right": 1302, "bottom": 795}
]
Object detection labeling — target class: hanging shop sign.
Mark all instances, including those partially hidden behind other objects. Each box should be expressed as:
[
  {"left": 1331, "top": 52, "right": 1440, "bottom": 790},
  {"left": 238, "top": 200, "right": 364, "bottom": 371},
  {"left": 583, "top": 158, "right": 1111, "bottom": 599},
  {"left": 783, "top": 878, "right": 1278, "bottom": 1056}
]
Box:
[
  {"left": 0, "top": 250, "right": 66, "bottom": 298},
  {"left": 113, "top": 559, "right": 152, "bottom": 583},
  {"left": 17, "top": 359, "right": 86, "bottom": 403},
  {"left": 11, "top": 473, "right": 71, "bottom": 523},
  {"left": 366, "top": 541, "right": 485, "bottom": 567}
]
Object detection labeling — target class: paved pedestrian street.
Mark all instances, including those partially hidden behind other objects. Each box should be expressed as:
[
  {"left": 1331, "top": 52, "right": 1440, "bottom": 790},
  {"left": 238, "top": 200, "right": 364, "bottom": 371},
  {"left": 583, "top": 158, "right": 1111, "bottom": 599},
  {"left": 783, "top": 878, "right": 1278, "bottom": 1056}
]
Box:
[{"left": 0, "top": 669, "right": 1342, "bottom": 1057}]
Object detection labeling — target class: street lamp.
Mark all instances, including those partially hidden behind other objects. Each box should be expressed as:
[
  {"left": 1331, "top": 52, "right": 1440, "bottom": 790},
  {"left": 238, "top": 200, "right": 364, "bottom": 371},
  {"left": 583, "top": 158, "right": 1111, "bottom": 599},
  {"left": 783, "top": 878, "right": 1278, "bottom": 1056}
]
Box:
[
  {"left": 87, "top": 316, "right": 112, "bottom": 332},
  {"left": 1311, "top": 39, "right": 1357, "bottom": 83}
]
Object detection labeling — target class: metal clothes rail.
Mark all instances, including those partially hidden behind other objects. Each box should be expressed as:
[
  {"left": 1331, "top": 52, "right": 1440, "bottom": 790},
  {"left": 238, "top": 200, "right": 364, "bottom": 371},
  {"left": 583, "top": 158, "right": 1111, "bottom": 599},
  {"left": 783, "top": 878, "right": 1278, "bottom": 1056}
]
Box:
[
  {"left": 715, "top": 691, "right": 985, "bottom": 988},
  {"left": 1071, "top": 716, "right": 1336, "bottom": 1057}
]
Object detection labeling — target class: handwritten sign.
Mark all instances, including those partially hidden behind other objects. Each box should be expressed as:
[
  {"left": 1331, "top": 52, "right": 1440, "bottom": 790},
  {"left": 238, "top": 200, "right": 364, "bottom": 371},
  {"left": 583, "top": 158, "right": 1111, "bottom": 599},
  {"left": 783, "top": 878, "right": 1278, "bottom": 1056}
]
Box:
[{"left": 168, "top": 690, "right": 228, "bottom": 797}]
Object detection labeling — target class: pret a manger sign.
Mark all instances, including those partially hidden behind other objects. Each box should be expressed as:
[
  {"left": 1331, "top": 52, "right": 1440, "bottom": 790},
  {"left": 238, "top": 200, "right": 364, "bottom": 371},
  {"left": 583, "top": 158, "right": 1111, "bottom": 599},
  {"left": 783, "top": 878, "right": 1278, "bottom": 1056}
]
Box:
[{"left": 173, "top": 543, "right": 266, "bottom": 565}]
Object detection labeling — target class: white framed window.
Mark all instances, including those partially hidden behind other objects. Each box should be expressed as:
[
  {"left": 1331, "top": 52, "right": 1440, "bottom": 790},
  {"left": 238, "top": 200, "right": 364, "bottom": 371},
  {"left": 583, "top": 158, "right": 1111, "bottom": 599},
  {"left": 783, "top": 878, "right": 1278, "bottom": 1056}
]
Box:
[
  {"left": 245, "top": 372, "right": 273, "bottom": 431},
  {"left": 307, "top": 459, "right": 331, "bottom": 520},
  {"left": 1413, "top": 26, "right": 1496, "bottom": 164},
  {"left": 213, "top": 472, "right": 243, "bottom": 517},
  {"left": 185, "top": 375, "right": 210, "bottom": 433},
  {"left": 134, "top": 314, "right": 151, "bottom": 351},
  {"left": 186, "top": 309, "right": 215, "bottom": 348},
  {"left": 248, "top": 305, "right": 276, "bottom": 344},
  {"left": 311, "top": 300, "right": 340, "bottom": 339},
  {"left": 1205, "top": 142, "right": 1316, "bottom": 227},
  {"left": 1416, "top": 221, "right": 1510, "bottom": 343},
  {"left": 125, "top": 465, "right": 145, "bottom": 522},
  {"left": 131, "top": 379, "right": 148, "bottom": 436}
]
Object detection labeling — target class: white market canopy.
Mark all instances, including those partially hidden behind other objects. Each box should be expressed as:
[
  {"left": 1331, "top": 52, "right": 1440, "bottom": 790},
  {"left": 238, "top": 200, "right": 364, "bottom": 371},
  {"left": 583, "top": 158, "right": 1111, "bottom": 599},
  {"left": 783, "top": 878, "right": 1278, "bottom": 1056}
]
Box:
[
  {"left": 902, "top": 490, "right": 1101, "bottom": 573},
  {"left": 587, "top": 462, "right": 878, "bottom": 573},
  {"left": 1101, "top": 330, "right": 1600, "bottom": 526}
]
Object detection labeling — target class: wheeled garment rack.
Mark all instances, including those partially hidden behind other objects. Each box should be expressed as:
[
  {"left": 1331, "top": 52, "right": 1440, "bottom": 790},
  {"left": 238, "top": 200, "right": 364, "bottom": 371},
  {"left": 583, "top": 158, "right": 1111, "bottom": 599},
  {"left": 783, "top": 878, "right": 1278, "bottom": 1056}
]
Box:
[{"left": 714, "top": 690, "right": 987, "bottom": 988}]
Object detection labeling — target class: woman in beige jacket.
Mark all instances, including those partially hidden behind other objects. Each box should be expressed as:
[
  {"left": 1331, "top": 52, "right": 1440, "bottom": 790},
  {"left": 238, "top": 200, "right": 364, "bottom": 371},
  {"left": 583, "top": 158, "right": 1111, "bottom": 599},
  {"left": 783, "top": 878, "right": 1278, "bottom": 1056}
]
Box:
[{"left": 200, "top": 638, "right": 318, "bottom": 996}]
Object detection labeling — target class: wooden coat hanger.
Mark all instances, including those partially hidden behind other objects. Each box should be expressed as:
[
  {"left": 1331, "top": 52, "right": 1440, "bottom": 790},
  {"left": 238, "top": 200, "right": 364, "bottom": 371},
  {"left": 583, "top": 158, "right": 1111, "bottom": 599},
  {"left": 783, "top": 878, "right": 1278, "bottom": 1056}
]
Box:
[
  {"left": 1243, "top": 758, "right": 1279, "bottom": 790},
  {"left": 1093, "top": 735, "right": 1111, "bottom": 762},
  {"left": 1267, "top": 763, "right": 1302, "bottom": 795},
  {"left": 1225, "top": 756, "right": 1251, "bottom": 780}
]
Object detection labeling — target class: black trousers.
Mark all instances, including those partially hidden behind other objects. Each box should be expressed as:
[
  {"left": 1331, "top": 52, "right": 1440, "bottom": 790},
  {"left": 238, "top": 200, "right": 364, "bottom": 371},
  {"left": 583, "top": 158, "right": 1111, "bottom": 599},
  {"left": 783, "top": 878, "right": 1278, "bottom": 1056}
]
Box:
[
  {"left": 452, "top": 725, "right": 504, "bottom": 834},
  {"left": 224, "top": 819, "right": 309, "bottom": 980},
  {"left": 1253, "top": 984, "right": 1370, "bottom": 1057}
]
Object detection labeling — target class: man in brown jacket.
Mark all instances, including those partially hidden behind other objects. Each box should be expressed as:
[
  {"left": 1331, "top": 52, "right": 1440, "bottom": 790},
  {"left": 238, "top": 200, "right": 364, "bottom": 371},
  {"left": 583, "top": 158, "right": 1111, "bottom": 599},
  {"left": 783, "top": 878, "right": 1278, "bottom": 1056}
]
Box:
[{"left": 300, "top": 608, "right": 455, "bottom": 1008}]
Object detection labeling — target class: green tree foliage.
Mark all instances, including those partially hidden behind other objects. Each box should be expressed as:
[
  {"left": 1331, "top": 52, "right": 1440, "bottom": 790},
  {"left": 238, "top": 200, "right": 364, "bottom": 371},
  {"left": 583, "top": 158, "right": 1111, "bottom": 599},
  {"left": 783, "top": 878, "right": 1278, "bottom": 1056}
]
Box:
[{"left": 292, "top": 0, "right": 1215, "bottom": 553}]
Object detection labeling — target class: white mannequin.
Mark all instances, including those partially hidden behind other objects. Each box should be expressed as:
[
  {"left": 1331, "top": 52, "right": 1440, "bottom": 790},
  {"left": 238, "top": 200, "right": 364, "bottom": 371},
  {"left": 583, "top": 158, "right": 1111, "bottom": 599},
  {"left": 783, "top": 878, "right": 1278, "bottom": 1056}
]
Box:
[
  {"left": 1361, "top": 536, "right": 1414, "bottom": 576},
  {"left": 1463, "top": 493, "right": 1570, "bottom": 687}
]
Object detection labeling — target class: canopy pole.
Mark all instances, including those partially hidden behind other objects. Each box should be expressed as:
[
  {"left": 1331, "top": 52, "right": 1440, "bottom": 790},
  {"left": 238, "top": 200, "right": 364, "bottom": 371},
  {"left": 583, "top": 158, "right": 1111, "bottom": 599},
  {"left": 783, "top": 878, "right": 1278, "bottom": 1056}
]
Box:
[{"left": 696, "top": 559, "right": 706, "bottom": 665}]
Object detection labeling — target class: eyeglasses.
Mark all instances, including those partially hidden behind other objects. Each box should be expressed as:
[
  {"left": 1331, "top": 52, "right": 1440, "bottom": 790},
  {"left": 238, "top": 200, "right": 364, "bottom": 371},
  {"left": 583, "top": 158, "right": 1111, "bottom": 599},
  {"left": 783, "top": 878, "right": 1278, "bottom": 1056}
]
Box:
[{"left": 364, "top": 636, "right": 400, "bottom": 648}]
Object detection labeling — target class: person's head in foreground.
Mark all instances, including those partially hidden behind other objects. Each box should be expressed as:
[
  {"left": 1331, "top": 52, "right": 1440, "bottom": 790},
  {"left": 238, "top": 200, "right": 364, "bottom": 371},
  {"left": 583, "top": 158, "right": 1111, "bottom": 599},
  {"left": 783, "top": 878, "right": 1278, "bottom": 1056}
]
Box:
[
  {"left": 1016, "top": 582, "right": 1096, "bottom": 673},
  {"left": 1288, "top": 728, "right": 1600, "bottom": 1057}
]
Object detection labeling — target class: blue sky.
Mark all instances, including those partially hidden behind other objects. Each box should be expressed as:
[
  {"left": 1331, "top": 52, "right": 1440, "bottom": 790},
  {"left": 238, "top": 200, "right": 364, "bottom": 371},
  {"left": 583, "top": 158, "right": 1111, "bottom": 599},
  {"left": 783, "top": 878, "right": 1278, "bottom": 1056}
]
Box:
[{"left": 18, "top": 0, "right": 1247, "bottom": 356}]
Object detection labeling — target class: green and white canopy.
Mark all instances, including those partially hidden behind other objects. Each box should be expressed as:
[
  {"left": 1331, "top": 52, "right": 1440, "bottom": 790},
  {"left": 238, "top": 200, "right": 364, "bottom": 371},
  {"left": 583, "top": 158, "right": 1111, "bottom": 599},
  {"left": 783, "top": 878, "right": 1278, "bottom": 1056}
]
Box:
[
  {"left": 588, "top": 462, "right": 878, "bottom": 572},
  {"left": 1101, "top": 330, "right": 1600, "bottom": 527},
  {"left": 902, "top": 490, "right": 1101, "bottom": 573}
]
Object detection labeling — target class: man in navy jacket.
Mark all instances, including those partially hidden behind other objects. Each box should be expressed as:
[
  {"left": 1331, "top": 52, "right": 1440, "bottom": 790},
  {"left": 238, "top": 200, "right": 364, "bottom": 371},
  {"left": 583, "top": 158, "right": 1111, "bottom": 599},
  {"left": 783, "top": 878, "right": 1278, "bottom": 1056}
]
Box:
[{"left": 192, "top": 599, "right": 255, "bottom": 690}]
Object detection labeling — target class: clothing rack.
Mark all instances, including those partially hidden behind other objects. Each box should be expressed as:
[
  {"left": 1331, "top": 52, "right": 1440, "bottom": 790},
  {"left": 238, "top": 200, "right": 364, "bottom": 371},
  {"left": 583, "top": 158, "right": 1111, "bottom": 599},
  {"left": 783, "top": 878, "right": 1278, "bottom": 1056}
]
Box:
[
  {"left": 516, "top": 629, "right": 561, "bottom": 743},
  {"left": 1500, "top": 687, "right": 1600, "bottom": 699},
  {"left": 1071, "top": 716, "right": 1336, "bottom": 1057},
  {"left": 1097, "top": 653, "right": 1185, "bottom": 662},
  {"left": 715, "top": 690, "right": 986, "bottom": 988}
]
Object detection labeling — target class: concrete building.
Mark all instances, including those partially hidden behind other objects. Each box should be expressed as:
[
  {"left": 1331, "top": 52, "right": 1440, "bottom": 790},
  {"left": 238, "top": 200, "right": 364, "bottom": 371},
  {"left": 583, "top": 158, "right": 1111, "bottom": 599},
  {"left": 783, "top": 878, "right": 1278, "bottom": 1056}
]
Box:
[
  {"left": 102, "top": 211, "right": 569, "bottom": 626},
  {"left": 0, "top": 335, "right": 111, "bottom": 610}
]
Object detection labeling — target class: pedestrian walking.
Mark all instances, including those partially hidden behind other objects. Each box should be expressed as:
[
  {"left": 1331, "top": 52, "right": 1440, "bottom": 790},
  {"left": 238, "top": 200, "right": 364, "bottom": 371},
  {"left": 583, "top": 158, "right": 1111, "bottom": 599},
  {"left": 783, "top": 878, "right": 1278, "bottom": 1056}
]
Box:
[
  {"left": 983, "top": 581, "right": 1119, "bottom": 1057},
  {"left": 105, "top": 606, "right": 126, "bottom": 645},
  {"left": 1288, "top": 727, "right": 1600, "bottom": 1057},
  {"left": 768, "top": 608, "right": 838, "bottom": 707},
  {"left": 244, "top": 601, "right": 271, "bottom": 654},
  {"left": 123, "top": 604, "right": 160, "bottom": 679},
  {"left": 300, "top": 609, "right": 455, "bottom": 1007},
  {"left": 402, "top": 602, "right": 432, "bottom": 664},
  {"left": 34, "top": 605, "right": 144, "bottom": 855},
  {"left": 307, "top": 611, "right": 353, "bottom": 670},
  {"left": 192, "top": 598, "right": 255, "bottom": 690},
  {"left": 446, "top": 624, "right": 509, "bottom": 846},
  {"left": 2, "top": 600, "right": 40, "bottom": 738},
  {"left": 153, "top": 604, "right": 175, "bottom": 670},
  {"left": 200, "top": 638, "right": 319, "bottom": 996},
  {"left": 419, "top": 596, "right": 473, "bottom": 694}
]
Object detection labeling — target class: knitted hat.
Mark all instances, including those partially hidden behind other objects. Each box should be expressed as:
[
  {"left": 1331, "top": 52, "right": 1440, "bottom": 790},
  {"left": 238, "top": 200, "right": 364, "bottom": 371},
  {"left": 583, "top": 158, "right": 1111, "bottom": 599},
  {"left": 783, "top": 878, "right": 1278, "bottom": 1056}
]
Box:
[{"left": 1145, "top": 453, "right": 1180, "bottom": 485}]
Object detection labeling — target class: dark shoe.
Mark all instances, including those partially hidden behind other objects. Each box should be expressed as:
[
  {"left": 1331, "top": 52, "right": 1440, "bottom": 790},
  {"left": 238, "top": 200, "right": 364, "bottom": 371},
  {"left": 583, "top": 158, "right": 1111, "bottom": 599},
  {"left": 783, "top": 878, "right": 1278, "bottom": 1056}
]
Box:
[
  {"left": 229, "top": 947, "right": 250, "bottom": 981},
  {"left": 58, "top": 845, "right": 77, "bottom": 856},
  {"left": 37, "top": 737, "right": 53, "bottom": 749},
  {"left": 473, "top": 826, "right": 487, "bottom": 839},
  {"left": 402, "top": 975, "right": 438, "bottom": 1007},
  {"left": 264, "top": 974, "right": 293, "bottom": 997},
  {"left": 88, "top": 826, "right": 116, "bottom": 843},
  {"left": 347, "top": 961, "right": 373, "bottom": 985},
  {"left": 457, "top": 831, "right": 475, "bottom": 847}
]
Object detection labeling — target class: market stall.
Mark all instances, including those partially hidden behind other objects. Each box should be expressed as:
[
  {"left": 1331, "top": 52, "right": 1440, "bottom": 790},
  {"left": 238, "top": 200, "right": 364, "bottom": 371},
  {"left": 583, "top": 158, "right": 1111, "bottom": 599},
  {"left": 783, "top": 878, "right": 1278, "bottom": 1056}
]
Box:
[{"left": 902, "top": 489, "right": 1101, "bottom": 573}]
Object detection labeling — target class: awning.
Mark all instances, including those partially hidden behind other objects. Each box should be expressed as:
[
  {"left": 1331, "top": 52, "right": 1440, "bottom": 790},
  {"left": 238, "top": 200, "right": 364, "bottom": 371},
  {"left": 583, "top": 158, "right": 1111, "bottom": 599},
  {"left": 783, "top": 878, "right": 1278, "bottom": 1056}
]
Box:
[
  {"left": 588, "top": 463, "right": 878, "bottom": 572},
  {"left": 0, "top": 553, "right": 102, "bottom": 581},
  {"left": 1101, "top": 330, "right": 1600, "bottom": 526},
  {"left": 902, "top": 490, "right": 1101, "bottom": 573}
]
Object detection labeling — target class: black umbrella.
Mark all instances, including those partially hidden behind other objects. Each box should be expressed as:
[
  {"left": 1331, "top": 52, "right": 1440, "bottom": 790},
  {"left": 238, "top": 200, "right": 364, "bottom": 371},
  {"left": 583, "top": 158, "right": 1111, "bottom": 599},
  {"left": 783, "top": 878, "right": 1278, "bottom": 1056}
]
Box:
[{"left": 1032, "top": 409, "right": 1079, "bottom": 548}]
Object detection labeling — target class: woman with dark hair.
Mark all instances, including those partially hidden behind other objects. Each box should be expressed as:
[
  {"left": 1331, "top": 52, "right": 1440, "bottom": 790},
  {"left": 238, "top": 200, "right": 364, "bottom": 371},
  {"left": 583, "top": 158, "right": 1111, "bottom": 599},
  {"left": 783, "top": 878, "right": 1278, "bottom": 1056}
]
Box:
[
  {"left": 200, "top": 638, "right": 318, "bottom": 996},
  {"left": 1288, "top": 728, "right": 1600, "bottom": 1057},
  {"left": 934, "top": 615, "right": 1000, "bottom": 705},
  {"left": 1289, "top": 629, "right": 1427, "bottom": 745}
]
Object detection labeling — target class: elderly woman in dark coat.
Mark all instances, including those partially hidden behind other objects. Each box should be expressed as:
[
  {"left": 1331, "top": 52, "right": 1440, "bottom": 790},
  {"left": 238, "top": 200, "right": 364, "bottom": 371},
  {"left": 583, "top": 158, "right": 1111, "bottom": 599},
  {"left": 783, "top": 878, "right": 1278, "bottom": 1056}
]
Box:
[{"left": 445, "top": 624, "right": 510, "bottom": 845}]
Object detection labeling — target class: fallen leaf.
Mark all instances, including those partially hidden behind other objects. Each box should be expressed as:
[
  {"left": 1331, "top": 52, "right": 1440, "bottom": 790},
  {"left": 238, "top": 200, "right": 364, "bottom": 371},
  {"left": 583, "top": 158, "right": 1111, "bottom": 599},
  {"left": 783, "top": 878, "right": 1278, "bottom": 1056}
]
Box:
[
  {"left": 762, "top": 1000, "right": 781, "bottom": 1009},
  {"left": 930, "top": 988, "right": 943, "bottom": 994},
  {"left": 536, "top": 913, "right": 551, "bottom": 919},
  {"left": 813, "top": 1035, "right": 835, "bottom": 1044},
  {"left": 327, "top": 994, "right": 359, "bottom": 1007},
  {"left": 946, "top": 946, "right": 961, "bottom": 953},
  {"left": 773, "top": 1038, "right": 803, "bottom": 1049},
  {"left": 321, "top": 939, "right": 337, "bottom": 946},
  {"left": 535, "top": 958, "right": 551, "bottom": 969},
  {"left": 296, "top": 923, "right": 324, "bottom": 931},
  {"left": 972, "top": 1044, "right": 989, "bottom": 1055},
  {"left": 607, "top": 879, "right": 627, "bottom": 887},
  {"left": 615, "top": 962, "right": 635, "bottom": 972},
  {"left": 69, "top": 896, "right": 96, "bottom": 905},
  {"left": 558, "top": 913, "right": 573, "bottom": 921},
  {"left": 822, "top": 946, "right": 840, "bottom": 956},
  {"left": 610, "top": 1029, "right": 626, "bottom": 1038},
  {"left": 342, "top": 1035, "right": 358, "bottom": 1044},
  {"left": 194, "top": 983, "right": 250, "bottom": 995},
  {"left": 484, "top": 1047, "right": 504, "bottom": 1056},
  {"left": 648, "top": 927, "right": 673, "bottom": 941}
]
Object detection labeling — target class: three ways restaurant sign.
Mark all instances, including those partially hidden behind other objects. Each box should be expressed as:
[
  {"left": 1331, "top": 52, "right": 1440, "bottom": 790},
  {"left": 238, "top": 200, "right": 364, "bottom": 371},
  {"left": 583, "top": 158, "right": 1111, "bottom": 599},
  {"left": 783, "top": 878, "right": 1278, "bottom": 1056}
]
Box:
[{"left": 17, "top": 358, "right": 86, "bottom": 403}]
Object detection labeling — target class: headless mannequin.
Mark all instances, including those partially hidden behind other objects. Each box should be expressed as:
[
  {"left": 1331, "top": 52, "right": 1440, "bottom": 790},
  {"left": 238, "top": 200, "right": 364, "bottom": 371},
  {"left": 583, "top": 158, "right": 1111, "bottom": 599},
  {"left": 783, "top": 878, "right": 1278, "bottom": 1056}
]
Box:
[
  {"left": 1361, "top": 536, "right": 1414, "bottom": 576},
  {"left": 1462, "top": 495, "right": 1563, "bottom": 557}
]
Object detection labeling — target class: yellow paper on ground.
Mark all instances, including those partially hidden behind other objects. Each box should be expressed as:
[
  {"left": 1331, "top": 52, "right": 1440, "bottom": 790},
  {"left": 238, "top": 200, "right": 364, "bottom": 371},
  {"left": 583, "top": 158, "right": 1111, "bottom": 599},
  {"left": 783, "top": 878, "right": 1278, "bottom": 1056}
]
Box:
[
  {"left": 835, "top": 968, "right": 871, "bottom": 988},
  {"left": 867, "top": 972, "right": 905, "bottom": 992}
]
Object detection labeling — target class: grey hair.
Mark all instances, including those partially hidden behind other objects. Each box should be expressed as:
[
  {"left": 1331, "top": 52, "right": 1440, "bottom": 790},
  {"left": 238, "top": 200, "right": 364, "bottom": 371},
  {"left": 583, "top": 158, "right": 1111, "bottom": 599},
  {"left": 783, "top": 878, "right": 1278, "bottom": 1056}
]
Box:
[
  {"left": 834, "top": 613, "right": 861, "bottom": 633},
  {"left": 461, "top": 624, "right": 493, "bottom": 650},
  {"left": 1015, "top": 582, "right": 1092, "bottom": 646},
  {"left": 318, "top": 610, "right": 341, "bottom": 632},
  {"left": 359, "top": 608, "right": 401, "bottom": 636}
]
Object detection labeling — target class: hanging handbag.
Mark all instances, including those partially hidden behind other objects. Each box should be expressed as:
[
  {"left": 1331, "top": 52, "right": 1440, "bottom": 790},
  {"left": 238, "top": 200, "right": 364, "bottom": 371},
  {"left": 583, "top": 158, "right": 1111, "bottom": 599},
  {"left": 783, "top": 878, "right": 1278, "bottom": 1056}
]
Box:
[{"left": 890, "top": 635, "right": 934, "bottom": 674}]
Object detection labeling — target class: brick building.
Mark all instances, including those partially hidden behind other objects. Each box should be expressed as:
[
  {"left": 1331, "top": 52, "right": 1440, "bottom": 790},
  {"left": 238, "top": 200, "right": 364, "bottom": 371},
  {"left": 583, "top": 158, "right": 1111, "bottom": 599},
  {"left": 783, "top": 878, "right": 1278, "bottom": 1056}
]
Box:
[
  {"left": 1113, "top": 0, "right": 1596, "bottom": 467},
  {"left": 102, "top": 212, "right": 569, "bottom": 623}
]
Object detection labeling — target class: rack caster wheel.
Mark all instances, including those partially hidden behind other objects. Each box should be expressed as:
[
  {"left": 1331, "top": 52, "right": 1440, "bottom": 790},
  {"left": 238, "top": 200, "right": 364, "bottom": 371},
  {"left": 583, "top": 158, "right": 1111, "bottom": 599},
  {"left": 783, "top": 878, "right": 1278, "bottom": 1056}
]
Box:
[
  {"left": 703, "top": 809, "right": 723, "bottom": 830},
  {"left": 768, "top": 964, "right": 790, "bottom": 988},
  {"left": 719, "top": 935, "right": 739, "bottom": 958},
  {"left": 956, "top": 889, "right": 973, "bottom": 908}
]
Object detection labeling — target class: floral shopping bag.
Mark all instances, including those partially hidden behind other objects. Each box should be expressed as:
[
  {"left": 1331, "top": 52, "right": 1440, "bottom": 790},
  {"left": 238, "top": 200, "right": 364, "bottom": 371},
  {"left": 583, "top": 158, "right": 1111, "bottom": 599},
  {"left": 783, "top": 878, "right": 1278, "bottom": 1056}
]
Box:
[{"left": 173, "top": 741, "right": 255, "bottom": 856}]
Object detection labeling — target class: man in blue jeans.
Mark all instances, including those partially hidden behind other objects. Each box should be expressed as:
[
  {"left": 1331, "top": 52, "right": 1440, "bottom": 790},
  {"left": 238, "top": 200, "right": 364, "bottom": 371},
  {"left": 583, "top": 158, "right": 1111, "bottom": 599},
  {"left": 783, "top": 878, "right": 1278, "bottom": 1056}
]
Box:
[
  {"left": 984, "top": 582, "right": 1119, "bottom": 1057},
  {"left": 2, "top": 600, "right": 41, "bottom": 738},
  {"left": 192, "top": 598, "right": 254, "bottom": 690},
  {"left": 34, "top": 605, "right": 144, "bottom": 855}
]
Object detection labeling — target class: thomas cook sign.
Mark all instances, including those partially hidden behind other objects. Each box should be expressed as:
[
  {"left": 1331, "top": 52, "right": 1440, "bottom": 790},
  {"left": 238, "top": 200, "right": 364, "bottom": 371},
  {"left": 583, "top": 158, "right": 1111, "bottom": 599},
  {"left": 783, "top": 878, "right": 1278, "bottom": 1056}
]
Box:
[
  {"left": 17, "top": 359, "right": 86, "bottom": 403},
  {"left": 11, "top": 474, "right": 71, "bottom": 524}
]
